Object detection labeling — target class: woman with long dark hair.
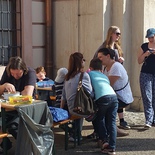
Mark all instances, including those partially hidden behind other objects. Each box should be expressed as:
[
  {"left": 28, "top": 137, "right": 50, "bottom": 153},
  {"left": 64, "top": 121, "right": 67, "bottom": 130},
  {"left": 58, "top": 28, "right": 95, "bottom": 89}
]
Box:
[
  {"left": 61, "top": 52, "right": 93, "bottom": 141},
  {"left": 61, "top": 52, "right": 93, "bottom": 113}
]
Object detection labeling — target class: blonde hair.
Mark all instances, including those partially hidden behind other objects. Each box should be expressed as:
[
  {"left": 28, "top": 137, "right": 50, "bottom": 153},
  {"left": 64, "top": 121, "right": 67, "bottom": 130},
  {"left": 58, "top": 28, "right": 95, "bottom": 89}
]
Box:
[{"left": 103, "top": 26, "right": 123, "bottom": 57}]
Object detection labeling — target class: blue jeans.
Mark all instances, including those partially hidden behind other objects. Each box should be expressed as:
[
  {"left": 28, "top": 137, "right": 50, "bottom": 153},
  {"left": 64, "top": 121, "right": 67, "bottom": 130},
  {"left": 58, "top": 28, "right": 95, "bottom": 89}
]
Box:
[
  {"left": 96, "top": 95, "right": 118, "bottom": 149},
  {"left": 140, "top": 72, "right": 155, "bottom": 125}
]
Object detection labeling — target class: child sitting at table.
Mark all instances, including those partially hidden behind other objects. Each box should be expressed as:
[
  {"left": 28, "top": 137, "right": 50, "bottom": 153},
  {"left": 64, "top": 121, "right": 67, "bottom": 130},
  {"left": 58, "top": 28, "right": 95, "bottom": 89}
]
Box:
[
  {"left": 35, "top": 66, "right": 50, "bottom": 82},
  {"left": 35, "top": 66, "right": 53, "bottom": 105}
]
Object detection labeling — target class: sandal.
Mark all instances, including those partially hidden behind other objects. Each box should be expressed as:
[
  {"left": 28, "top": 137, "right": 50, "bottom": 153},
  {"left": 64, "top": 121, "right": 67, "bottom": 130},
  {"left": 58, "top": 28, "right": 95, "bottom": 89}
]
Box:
[
  {"left": 102, "top": 141, "right": 109, "bottom": 150},
  {"left": 98, "top": 140, "right": 109, "bottom": 150},
  {"left": 102, "top": 147, "right": 116, "bottom": 155}
]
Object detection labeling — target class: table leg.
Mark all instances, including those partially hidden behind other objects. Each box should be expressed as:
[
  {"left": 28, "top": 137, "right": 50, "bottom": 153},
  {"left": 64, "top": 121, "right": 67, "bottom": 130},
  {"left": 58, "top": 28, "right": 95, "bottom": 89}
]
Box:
[
  {"left": 1, "top": 107, "right": 7, "bottom": 155},
  {"left": 64, "top": 122, "right": 68, "bottom": 150}
]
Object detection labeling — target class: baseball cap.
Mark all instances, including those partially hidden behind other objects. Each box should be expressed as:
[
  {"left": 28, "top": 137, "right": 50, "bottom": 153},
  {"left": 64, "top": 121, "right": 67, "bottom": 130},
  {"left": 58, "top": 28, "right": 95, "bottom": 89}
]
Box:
[
  {"left": 145, "top": 28, "right": 155, "bottom": 38},
  {"left": 55, "top": 68, "right": 68, "bottom": 83}
]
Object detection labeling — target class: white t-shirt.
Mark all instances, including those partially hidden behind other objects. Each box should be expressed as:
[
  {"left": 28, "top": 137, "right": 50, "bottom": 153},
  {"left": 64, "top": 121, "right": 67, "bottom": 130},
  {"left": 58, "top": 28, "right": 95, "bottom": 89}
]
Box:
[{"left": 104, "top": 62, "right": 134, "bottom": 104}]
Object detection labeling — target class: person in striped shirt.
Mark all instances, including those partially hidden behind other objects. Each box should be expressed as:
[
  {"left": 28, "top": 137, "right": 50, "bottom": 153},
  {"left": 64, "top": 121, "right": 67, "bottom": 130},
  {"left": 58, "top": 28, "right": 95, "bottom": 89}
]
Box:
[{"left": 54, "top": 68, "right": 68, "bottom": 107}]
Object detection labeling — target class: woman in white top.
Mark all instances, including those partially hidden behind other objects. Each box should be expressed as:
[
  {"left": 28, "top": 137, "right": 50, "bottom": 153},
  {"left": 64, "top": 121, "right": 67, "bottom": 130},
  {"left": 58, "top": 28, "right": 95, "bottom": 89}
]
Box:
[{"left": 98, "top": 48, "right": 134, "bottom": 129}]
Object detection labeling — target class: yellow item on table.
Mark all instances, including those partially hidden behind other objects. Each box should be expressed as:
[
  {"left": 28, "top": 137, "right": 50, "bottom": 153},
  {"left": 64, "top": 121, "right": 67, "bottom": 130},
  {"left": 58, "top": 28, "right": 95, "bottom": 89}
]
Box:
[{"left": 9, "top": 96, "right": 33, "bottom": 105}]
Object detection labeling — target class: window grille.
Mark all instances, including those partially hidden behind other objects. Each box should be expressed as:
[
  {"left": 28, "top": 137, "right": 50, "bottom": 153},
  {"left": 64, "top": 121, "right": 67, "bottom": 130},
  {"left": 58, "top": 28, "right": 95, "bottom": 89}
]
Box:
[{"left": 0, "top": 0, "right": 21, "bottom": 65}]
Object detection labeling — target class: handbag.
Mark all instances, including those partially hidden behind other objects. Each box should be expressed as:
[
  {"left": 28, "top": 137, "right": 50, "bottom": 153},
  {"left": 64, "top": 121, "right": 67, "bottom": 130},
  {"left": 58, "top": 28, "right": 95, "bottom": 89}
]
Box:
[
  {"left": 85, "top": 101, "right": 98, "bottom": 122},
  {"left": 73, "top": 72, "right": 95, "bottom": 115}
]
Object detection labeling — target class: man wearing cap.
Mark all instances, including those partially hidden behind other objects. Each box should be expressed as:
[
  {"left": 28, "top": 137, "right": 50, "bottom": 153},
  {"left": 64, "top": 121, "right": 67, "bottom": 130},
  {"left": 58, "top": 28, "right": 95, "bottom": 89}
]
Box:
[{"left": 138, "top": 28, "right": 155, "bottom": 129}]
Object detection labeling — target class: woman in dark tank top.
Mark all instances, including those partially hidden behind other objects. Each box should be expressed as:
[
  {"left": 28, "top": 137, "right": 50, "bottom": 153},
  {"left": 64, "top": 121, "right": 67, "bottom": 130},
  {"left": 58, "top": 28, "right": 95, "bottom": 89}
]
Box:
[{"left": 138, "top": 28, "right": 155, "bottom": 129}]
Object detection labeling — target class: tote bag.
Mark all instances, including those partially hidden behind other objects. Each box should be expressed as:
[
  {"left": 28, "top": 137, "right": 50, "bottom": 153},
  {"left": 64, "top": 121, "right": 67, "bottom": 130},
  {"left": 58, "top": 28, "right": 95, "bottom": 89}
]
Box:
[{"left": 73, "top": 72, "right": 95, "bottom": 115}]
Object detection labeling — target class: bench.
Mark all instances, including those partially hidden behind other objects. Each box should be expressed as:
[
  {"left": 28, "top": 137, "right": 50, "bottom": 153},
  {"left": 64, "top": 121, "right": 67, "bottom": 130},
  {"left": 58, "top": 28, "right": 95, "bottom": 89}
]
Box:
[{"left": 53, "top": 115, "right": 81, "bottom": 150}]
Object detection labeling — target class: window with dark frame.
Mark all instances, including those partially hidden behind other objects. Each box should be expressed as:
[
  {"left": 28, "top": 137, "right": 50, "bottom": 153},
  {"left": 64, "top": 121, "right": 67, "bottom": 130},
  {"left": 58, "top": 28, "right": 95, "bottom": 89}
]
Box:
[{"left": 0, "top": 0, "right": 22, "bottom": 66}]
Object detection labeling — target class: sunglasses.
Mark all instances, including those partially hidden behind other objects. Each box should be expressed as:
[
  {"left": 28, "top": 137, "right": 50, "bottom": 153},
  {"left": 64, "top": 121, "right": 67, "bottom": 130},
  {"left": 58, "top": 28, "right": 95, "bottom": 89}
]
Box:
[{"left": 115, "top": 32, "right": 121, "bottom": 36}]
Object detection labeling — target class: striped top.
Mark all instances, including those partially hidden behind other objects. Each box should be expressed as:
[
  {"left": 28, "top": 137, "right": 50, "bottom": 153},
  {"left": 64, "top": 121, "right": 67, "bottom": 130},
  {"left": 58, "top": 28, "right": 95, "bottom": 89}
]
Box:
[{"left": 54, "top": 81, "right": 64, "bottom": 107}]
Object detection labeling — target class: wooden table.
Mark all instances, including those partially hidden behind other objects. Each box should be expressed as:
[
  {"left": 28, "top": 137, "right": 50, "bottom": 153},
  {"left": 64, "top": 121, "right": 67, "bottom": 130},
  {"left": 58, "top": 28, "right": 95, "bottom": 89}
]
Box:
[
  {"left": 36, "top": 86, "right": 52, "bottom": 91},
  {"left": 35, "top": 86, "right": 55, "bottom": 106},
  {"left": 1, "top": 102, "right": 17, "bottom": 154}
]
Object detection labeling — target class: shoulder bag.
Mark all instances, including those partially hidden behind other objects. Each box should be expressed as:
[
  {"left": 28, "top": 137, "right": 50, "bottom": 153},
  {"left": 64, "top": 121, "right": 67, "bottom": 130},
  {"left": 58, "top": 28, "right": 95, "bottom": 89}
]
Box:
[
  {"left": 114, "top": 80, "right": 129, "bottom": 92},
  {"left": 73, "top": 72, "right": 95, "bottom": 115}
]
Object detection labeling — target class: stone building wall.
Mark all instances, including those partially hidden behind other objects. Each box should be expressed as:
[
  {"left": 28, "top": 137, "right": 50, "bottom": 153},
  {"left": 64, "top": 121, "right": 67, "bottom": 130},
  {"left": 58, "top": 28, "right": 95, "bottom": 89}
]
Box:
[{"left": 52, "top": 0, "right": 155, "bottom": 111}]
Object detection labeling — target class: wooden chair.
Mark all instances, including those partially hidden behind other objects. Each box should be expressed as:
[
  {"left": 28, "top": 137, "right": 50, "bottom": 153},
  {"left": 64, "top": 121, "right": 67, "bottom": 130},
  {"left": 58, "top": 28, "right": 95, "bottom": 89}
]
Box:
[{"left": 52, "top": 115, "right": 81, "bottom": 150}]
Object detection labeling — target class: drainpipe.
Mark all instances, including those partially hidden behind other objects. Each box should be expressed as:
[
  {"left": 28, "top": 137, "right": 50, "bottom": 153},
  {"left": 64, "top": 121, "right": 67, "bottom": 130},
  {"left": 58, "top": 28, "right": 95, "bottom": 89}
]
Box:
[{"left": 45, "top": 0, "right": 54, "bottom": 79}]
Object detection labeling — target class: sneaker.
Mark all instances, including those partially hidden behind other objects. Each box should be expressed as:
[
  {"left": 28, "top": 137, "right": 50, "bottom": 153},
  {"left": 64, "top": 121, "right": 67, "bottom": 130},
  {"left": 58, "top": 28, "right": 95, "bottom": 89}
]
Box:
[
  {"left": 108, "top": 150, "right": 116, "bottom": 155},
  {"left": 117, "top": 131, "right": 129, "bottom": 137},
  {"left": 144, "top": 124, "right": 151, "bottom": 129},
  {"left": 102, "top": 146, "right": 116, "bottom": 155},
  {"left": 117, "top": 127, "right": 129, "bottom": 137},
  {"left": 68, "top": 136, "right": 83, "bottom": 142},
  {"left": 87, "top": 132, "right": 98, "bottom": 140},
  {"left": 120, "top": 121, "right": 131, "bottom": 129}
]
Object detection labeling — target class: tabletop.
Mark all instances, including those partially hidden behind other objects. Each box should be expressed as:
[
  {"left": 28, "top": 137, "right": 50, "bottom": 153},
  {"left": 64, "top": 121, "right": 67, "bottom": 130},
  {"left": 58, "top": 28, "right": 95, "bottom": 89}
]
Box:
[
  {"left": 1, "top": 100, "right": 44, "bottom": 110},
  {"left": 36, "top": 86, "right": 52, "bottom": 91}
]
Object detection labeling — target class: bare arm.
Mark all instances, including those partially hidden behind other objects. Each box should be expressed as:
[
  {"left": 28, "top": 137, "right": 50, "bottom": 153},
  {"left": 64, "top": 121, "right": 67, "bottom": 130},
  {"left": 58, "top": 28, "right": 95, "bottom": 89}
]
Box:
[
  {"left": 0, "top": 84, "right": 6, "bottom": 95},
  {"left": 21, "top": 85, "right": 34, "bottom": 96},
  {"left": 118, "top": 56, "right": 125, "bottom": 63},
  {"left": 137, "top": 48, "right": 151, "bottom": 64},
  {"left": 108, "top": 76, "right": 120, "bottom": 87},
  {"left": 0, "top": 83, "right": 16, "bottom": 95}
]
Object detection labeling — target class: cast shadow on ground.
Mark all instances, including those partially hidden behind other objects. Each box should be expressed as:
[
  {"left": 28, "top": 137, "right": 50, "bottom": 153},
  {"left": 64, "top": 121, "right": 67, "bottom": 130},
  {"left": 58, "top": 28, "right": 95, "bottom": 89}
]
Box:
[{"left": 116, "top": 138, "right": 155, "bottom": 152}]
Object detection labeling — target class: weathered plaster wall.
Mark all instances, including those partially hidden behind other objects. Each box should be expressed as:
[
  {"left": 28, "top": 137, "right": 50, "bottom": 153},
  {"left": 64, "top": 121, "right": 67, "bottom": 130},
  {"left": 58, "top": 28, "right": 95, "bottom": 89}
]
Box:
[
  {"left": 52, "top": 0, "right": 155, "bottom": 111},
  {"left": 29, "top": 0, "right": 155, "bottom": 111},
  {"left": 53, "top": 0, "right": 104, "bottom": 71}
]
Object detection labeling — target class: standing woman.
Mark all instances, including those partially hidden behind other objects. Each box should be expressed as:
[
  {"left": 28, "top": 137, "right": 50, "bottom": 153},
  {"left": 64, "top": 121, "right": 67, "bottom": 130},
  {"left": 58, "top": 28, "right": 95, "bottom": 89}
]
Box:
[
  {"left": 60, "top": 52, "right": 93, "bottom": 140},
  {"left": 87, "top": 26, "right": 127, "bottom": 139},
  {"left": 94, "top": 25, "right": 124, "bottom": 64},
  {"left": 98, "top": 48, "right": 133, "bottom": 130},
  {"left": 138, "top": 28, "right": 155, "bottom": 129},
  {"left": 95, "top": 26, "right": 130, "bottom": 130}
]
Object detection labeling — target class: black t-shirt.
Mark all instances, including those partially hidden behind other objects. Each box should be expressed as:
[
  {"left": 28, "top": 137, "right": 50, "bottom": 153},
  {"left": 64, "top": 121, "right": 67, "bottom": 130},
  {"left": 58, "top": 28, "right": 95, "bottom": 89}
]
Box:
[
  {"left": 0, "top": 67, "right": 36, "bottom": 92},
  {"left": 141, "top": 42, "right": 155, "bottom": 74}
]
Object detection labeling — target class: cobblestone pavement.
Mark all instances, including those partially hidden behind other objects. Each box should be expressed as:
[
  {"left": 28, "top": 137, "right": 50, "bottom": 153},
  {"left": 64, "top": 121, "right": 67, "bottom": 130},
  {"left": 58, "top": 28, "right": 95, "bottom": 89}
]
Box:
[
  {"left": 54, "top": 110, "right": 155, "bottom": 155},
  {"left": 8, "top": 110, "right": 155, "bottom": 155}
]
